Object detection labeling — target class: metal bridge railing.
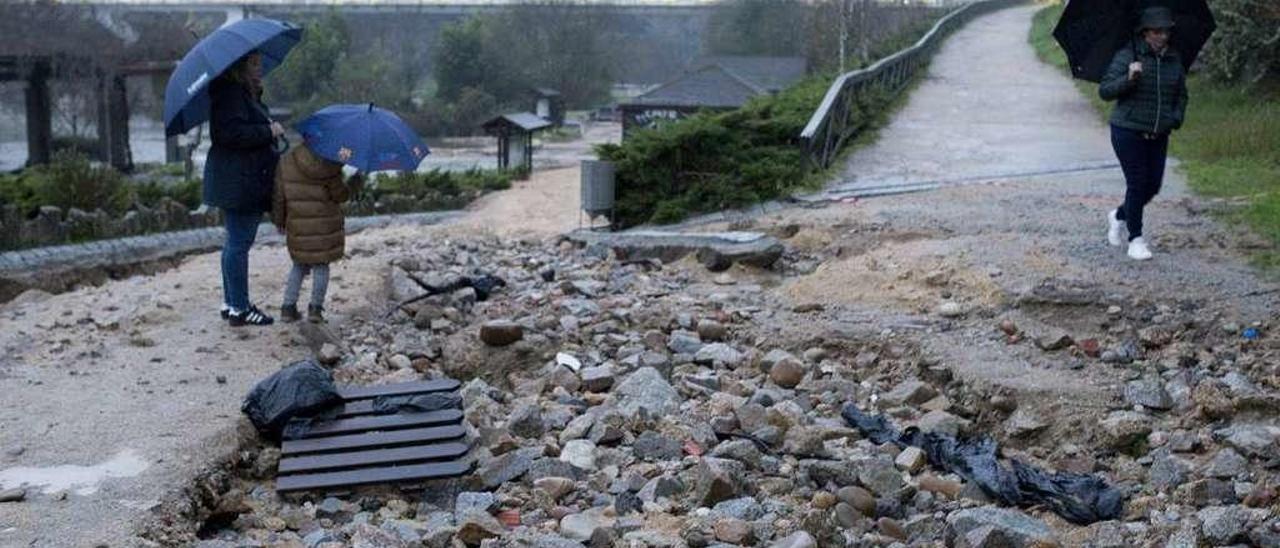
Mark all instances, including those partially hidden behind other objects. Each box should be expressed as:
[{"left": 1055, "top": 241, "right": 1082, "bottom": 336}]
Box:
[{"left": 799, "top": 0, "right": 1026, "bottom": 171}]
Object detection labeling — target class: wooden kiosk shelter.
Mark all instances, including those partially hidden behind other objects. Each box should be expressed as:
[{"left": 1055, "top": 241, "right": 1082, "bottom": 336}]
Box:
[{"left": 481, "top": 112, "right": 551, "bottom": 178}]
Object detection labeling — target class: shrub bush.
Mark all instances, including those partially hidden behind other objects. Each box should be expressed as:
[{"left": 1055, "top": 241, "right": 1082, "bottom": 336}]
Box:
[
  {"left": 32, "top": 150, "right": 131, "bottom": 214},
  {"left": 595, "top": 75, "right": 830, "bottom": 227}
]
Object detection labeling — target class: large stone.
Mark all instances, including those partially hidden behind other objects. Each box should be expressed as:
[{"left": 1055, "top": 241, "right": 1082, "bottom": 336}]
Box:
[
  {"left": 559, "top": 507, "right": 616, "bottom": 541},
  {"left": 1098, "top": 411, "right": 1152, "bottom": 452},
  {"left": 455, "top": 492, "right": 497, "bottom": 516},
  {"left": 1125, "top": 378, "right": 1173, "bottom": 410},
  {"left": 692, "top": 457, "right": 747, "bottom": 507},
  {"left": 917, "top": 410, "right": 972, "bottom": 437},
  {"left": 533, "top": 477, "right": 576, "bottom": 501},
  {"left": 769, "top": 356, "right": 806, "bottom": 388},
  {"left": 527, "top": 457, "right": 585, "bottom": 482},
  {"left": 946, "top": 506, "right": 1057, "bottom": 547},
  {"left": 579, "top": 366, "right": 615, "bottom": 392},
  {"left": 711, "top": 497, "right": 763, "bottom": 521},
  {"left": 858, "top": 459, "right": 905, "bottom": 496},
  {"left": 565, "top": 230, "right": 784, "bottom": 269},
  {"left": 456, "top": 511, "right": 505, "bottom": 546},
  {"left": 1216, "top": 424, "right": 1280, "bottom": 459},
  {"left": 0, "top": 488, "right": 25, "bottom": 503},
  {"left": 713, "top": 518, "right": 754, "bottom": 544},
  {"left": 508, "top": 404, "right": 545, "bottom": 439},
  {"left": 633, "top": 431, "right": 682, "bottom": 462},
  {"left": 350, "top": 522, "right": 409, "bottom": 548},
  {"left": 709, "top": 438, "right": 764, "bottom": 470},
  {"left": 476, "top": 447, "right": 539, "bottom": 489},
  {"left": 666, "top": 330, "right": 704, "bottom": 355},
  {"left": 1004, "top": 408, "right": 1048, "bottom": 438},
  {"left": 836, "top": 485, "right": 877, "bottom": 517},
  {"left": 697, "top": 319, "right": 728, "bottom": 342},
  {"left": 769, "top": 531, "right": 817, "bottom": 548},
  {"left": 318, "top": 343, "right": 343, "bottom": 366},
  {"left": 559, "top": 439, "right": 597, "bottom": 470},
  {"left": 1197, "top": 505, "right": 1251, "bottom": 545},
  {"left": 637, "top": 475, "right": 684, "bottom": 502},
  {"left": 1149, "top": 452, "right": 1190, "bottom": 492},
  {"left": 1202, "top": 448, "right": 1249, "bottom": 479},
  {"left": 614, "top": 367, "right": 681, "bottom": 418},
  {"left": 895, "top": 446, "right": 926, "bottom": 473},
  {"left": 479, "top": 320, "right": 524, "bottom": 346},
  {"left": 694, "top": 343, "right": 743, "bottom": 367},
  {"left": 881, "top": 380, "right": 938, "bottom": 407}
]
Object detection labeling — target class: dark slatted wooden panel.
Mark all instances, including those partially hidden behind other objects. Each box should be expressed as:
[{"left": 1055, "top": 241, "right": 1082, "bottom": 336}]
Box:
[
  {"left": 278, "top": 460, "right": 474, "bottom": 492},
  {"left": 277, "top": 378, "right": 471, "bottom": 492},
  {"left": 336, "top": 379, "right": 461, "bottom": 401},
  {"left": 278, "top": 442, "right": 471, "bottom": 474},
  {"left": 282, "top": 424, "right": 467, "bottom": 456},
  {"left": 297, "top": 409, "right": 463, "bottom": 439}
]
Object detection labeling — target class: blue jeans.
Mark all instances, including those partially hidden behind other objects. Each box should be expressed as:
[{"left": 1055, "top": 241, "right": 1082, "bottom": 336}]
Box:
[
  {"left": 221, "top": 210, "right": 261, "bottom": 311},
  {"left": 282, "top": 263, "right": 330, "bottom": 309},
  {"left": 1110, "top": 125, "right": 1169, "bottom": 240}
]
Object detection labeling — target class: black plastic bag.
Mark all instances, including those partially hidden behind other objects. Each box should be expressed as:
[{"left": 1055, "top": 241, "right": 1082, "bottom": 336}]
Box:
[
  {"left": 242, "top": 359, "right": 342, "bottom": 441},
  {"left": 841, "top": 404, "right": 1123, "bottom": 525},
  {"left": 371, "top": 393, "right": 461, "bottom": 415},
  {"left": 422, "top": 274, "right": 507, "bottom": 302}
]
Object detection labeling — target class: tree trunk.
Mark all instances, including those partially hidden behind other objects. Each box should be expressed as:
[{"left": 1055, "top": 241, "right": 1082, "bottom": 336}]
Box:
[{"left": 24, "top": 60, "right": 52, "bottom": 167}]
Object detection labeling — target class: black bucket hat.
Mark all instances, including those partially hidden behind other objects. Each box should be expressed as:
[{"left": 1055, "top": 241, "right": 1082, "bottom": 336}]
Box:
[{"left": 1138, "top": 7, "right": 1176, "bottom": 31}]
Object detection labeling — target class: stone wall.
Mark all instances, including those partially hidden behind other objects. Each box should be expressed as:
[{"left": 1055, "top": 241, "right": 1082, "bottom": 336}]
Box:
[{"left": 0, "top": 199, "right": 222, "bottom": 251}]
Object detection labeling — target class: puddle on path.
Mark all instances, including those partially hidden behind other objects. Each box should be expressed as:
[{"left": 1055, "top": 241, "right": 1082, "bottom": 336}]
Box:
[{"left": 0, "top": 449, "right": 149, "bottom": 496}]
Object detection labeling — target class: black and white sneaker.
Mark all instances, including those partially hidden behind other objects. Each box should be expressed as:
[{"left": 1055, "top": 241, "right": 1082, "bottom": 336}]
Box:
[
  {"left": 228, "top": 305, "right": 275, "bottom": 327},
  {"left": 220, "top": 306, "right": 231, "bottom": 321}
]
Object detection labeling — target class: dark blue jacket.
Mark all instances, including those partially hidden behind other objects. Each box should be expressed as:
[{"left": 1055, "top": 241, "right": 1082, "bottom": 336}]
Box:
[
  {"left": 202, "top": 79, "right": 278, "bottom": 213},
  {"left": 1099, "top": 39, "right": 1189, "bottom": 135}
]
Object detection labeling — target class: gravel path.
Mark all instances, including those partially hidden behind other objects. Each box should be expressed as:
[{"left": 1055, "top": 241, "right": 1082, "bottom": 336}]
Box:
[{"left": 0, "top": 161, "right": 587, "bottom": 547}]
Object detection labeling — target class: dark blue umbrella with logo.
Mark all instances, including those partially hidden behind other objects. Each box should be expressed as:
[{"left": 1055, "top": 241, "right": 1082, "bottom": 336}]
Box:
[
  {"left": 296, "top": 104, "right": 431, "bottom": 173},
  {"left": 163, "top": 18, "right": 302, "bottom": 137}
]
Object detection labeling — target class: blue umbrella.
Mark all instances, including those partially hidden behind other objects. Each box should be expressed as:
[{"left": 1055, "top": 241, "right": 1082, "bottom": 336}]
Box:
[
  {"left": 296, "top": 104, "right": 431, "bottom": 173},
  {"left": 163, "top": 18, "right": 302, "bottom": 137}
]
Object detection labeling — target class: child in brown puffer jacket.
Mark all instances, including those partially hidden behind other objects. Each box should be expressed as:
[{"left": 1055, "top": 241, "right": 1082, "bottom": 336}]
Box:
[{"left": 271, "top": 144, "right": 359, "bottom": 323}]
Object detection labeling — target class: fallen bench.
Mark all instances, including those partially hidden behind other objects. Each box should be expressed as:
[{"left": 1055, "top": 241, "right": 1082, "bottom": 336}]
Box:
[{"left": 276, "top": 378, "right": 472, "bottom": 493}]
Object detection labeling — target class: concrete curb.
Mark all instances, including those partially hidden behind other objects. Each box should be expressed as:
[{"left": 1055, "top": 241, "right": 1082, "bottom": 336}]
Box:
[{"left": 0, "top": 211, "right": 463, "bottom": 302}]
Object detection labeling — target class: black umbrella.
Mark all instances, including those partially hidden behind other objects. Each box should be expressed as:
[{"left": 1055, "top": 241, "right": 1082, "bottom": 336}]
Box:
[{"left": 1052, "top": 0, "right": 1216, "bottom": 83}]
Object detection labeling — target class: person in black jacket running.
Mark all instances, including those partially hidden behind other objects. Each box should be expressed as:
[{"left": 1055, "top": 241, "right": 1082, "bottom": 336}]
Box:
[{"left": 1099, "top": 7, "right": 1188, "bottom": 261}]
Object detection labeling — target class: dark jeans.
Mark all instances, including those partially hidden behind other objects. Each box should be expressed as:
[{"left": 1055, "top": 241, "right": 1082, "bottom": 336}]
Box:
[
  {"left": 221, "top": 210, "right": 261, "bottom": 311},
  {"left": 1110, "top": 125, "right": 1169, "bottom": 240}
]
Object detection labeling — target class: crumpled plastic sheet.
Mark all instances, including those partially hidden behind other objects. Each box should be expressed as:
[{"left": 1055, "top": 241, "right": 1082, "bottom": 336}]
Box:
[
  {"left": 424, "top": 274, "right": 507, "bottom": 302},
  {"left": 370, "top": 393, "right": 462, "bottom": 415},
  {"left": 241, "top": 359, "right": 342, "bottom": 441},
  {"left": 842, "top": 403, "right": 1123, "bottom": 524}
]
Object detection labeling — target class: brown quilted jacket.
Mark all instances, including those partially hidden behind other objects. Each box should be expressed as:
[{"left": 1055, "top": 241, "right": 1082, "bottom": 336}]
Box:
[{"left": 272, "top": 145, "right": 350, "bottom": 264}]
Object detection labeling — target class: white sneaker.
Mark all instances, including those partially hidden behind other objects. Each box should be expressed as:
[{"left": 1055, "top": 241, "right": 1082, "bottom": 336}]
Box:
[
  {"left": 1128, "top": 237, "right": 1153, "bottom": 260},
  {"left": 1107, "top": 209, "right": 1125, "bottom": 246}
]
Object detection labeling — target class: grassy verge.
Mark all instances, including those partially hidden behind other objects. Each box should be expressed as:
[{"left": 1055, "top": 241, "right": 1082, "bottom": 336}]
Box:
[{"left": 1030, "top": 1, "right": 1280, "bottom": 269}]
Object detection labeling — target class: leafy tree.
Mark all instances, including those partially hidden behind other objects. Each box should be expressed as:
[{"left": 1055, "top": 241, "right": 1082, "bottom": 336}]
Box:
[
  {"left": 433, "top": 18, "right": 489, "bottom": 103},
  {"left": 1204, "top": 0, "right": 1280, "bottom": 85},
  {"left": 432, "top": 2, "right": 618, "bottom": 110},
  {"left": 265, "top": 11, "right": 350, "bottom": 105},
  {"left": 704, "top": 0, "right": 811, "bottom": 57}
]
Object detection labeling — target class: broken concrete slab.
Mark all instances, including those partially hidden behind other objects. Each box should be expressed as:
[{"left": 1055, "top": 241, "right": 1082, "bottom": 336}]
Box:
[{"left": 564, "top": 230, "right": 784, "bottom": 270}]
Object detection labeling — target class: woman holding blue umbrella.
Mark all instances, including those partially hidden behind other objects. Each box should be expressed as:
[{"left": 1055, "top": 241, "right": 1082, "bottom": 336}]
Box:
[
  {"left": 164, "top": 17, "right": 302, "bottom": 326},
  {"left": 207, "top": 51, "right": 284, "bottom": 326}
]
